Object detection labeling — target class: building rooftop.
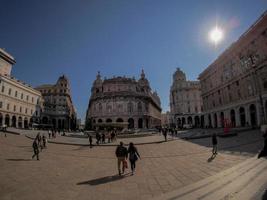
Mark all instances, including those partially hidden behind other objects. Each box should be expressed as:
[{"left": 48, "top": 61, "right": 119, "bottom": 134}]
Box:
[{"left": 0, "top": 48, "right": 16, "bottom": 64}]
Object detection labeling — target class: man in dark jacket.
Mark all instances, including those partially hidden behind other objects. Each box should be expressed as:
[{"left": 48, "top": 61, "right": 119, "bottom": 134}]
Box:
[
  {"left": 258, "top": 131, "right": 267, "bottom": 158},
  {"left": 212, "top": 133, "right": 218, "bottom": 155},
  {"left": 115, "top": 142, "right": 128, "bottom": 175}
]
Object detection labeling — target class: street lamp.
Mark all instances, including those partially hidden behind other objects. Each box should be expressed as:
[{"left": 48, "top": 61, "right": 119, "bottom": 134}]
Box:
[{"left": 249, "top": 54, "right": 267, "bottom": 126}]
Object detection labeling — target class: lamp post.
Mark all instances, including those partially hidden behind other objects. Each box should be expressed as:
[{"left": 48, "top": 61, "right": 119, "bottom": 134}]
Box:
[{"left": 249, "top": 54, "right": 266, "bottom": 127}]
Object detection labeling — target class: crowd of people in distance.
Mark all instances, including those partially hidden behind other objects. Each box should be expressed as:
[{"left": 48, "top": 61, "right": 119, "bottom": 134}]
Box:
[{"left": 88, "top": 130, "right": 118, "bottom": 147}]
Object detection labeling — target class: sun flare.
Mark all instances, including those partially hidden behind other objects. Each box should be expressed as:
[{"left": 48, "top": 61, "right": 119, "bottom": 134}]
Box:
[{"left": 209, "top": 26, "right": 223, "bottom": 44}]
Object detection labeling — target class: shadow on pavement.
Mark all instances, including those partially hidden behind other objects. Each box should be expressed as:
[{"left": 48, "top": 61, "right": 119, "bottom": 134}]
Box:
[
  {"left": 6, "top": 158, "right": 32, "bottom": 161},
  {"left": 180, "top": 129, "right": 263, "bottom": 156},
  {"left": 77, "top": 173, "right": 131, "bottom": 186},
  {"left": 207, "top": 153, "right": 217, "bottom": 162},
  {"left": 262, "top": 189, "right": 267, "bottom": 200}
]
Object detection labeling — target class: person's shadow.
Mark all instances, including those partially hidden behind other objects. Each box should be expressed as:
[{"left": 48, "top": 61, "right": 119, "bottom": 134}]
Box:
[
  {"left": 262, "top": 189, "right": 267, "bottom": 200},
  {"left": 77, "top": 173, "right": 131, "bottom": 186},
  {"left": 6, "top": 158, "right": 32, "bottom": 161},
  {"left": 207, "top": 153, "right": 217, "bottom": 162}
]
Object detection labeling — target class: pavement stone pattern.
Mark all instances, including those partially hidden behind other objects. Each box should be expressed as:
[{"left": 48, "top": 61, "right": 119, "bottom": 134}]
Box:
[{"left": 0, "top": 129, "right": 264, "bottom": 200}]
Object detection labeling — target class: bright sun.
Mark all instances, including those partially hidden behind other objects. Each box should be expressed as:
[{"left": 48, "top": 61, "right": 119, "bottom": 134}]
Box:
[{"left": 209, "top": 26, "right": 223, "bottom": 44}]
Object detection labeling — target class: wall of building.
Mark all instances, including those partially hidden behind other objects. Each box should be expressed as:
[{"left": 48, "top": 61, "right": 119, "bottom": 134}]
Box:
[
  {"left": 0, "top": 75, "right": 42, "bottom": 128},
  {"left": 87, "top": 71, "right": 162, "bottom": 130},
  {"left": 170, "top": 68, "right": 203, "bottom": 128},
  {"left": 0, "top": 48, "right": 15, "bottom": 76},
  {"left": 199, "top": 11, "right": 267, "bottom": 128},
  {"left": 35, "top": 75, "right": 77, "bottom": 130}
]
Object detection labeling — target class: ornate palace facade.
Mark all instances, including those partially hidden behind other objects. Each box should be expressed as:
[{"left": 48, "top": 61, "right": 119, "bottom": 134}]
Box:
[
  {"left": 199, "top": 11, "right": 267, "bottom": 128},
  {"left": 170, "top": 68, "right": 203, "bottom": 128},
  {"left": 35, "top": 75, "right": 77, "bottom": 130},
  {"left": 0, "top": 48, "right": 43, "bottom": 128},
  {"left": 86, "top": 70, "right": 162, "bottom": 130}
]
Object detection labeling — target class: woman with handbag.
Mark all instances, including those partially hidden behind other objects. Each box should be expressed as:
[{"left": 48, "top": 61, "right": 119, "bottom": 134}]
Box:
[{"left": 128, "top": 142, "right": 141, "bottom": 175}]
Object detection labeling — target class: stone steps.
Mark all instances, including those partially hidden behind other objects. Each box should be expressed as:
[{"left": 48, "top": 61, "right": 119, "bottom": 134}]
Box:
[{"left": 152, "top": 156, "right": 267, "bottom": 200}]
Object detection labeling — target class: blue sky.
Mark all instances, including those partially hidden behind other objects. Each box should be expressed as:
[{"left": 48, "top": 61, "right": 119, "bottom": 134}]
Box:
[{"left": 0, "top": 0, "right": 266, "bottom": 121}]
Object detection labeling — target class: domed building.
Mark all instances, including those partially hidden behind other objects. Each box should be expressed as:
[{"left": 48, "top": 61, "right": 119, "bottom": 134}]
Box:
[{"left": 86, "top": 70, "right": 161, "bottom": 130}]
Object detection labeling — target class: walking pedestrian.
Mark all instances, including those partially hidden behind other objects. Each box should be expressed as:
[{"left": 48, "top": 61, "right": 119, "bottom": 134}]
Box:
[
  {"left": 212, "top": 133, "right": 218, "bottom": 155},
  {"left": 115, "top": 142, "right": 128, "bottom": 175},
  {"left": 48, "top": 130, "right": 51, "bottom": 139},
  {"left": 32, "top": 139, "right": 40, "bottom": 160},
  {"left": 102, "top": 133, "right": 106, "bottom": 144},
  {"left": 36, "top": 133, "right": 42, "bottom": 146},
  {"left": 96, "top": 132, "right": 100, "bottom": 145},
  {"left": 258, "top": 130, "right": 267, "bottom": 158},
  {"left": 163, "top": 129, "right": 167, "bottom": 141},
  {"left": 42, "top": 135, "right": 47, "bottom": 148},
  {"left": 128, "top": 142, "right": 141, "bottom": 175},
  {"left": 108, "top": 132, "right": 111, "bottom": 143},
  {"left": 88, "top": 134, "right": 93, "bottom": 148},
  {"left": 111, "top": 132, "right": 115, "bottom": 142}
]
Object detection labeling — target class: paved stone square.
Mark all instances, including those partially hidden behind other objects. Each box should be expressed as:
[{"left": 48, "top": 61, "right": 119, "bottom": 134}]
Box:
[{"left": 0, "top": 129, "right": 264, "bottom": 200}]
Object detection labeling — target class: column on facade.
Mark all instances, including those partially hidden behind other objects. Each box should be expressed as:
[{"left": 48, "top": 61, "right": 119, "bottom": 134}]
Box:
[
  {"left": 235, "top": 107, "right": 241, "bottom": 127},
  {"left": 21, "top": 118, "right": 24, "bottom": 129},
  {"left": 15, "top": 116, "right": 19, "bottom": 128},
  {"left": 193, "top": 115, "right": 196, "bottom": 127},
  {"left": 134, "top": 117, "right": 138, "bottom": 129},
  {"left": 2, "top": 115, "right": 5, "bottom": 126},
  {"left": 256, "top": 101, "right": 261, "bottom": 126},
  {"left": 224, "top": 110, "right": 230, "bottom": 125},
  {"left": 217, "top": 112, "right": 222, "bottom": 128},
  {"left": 210, "top": 113, "right": 215, "bottom": 128},
  {"left": 204, "top": 114, "right": 209, "bottom": 128},
  {"left": 245, "top": 104, "right": 251, "bottom": 126}
]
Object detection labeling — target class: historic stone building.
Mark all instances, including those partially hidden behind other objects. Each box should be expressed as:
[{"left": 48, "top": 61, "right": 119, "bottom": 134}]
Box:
[
  {"left": 86, "top": 70, "right": 162, "bottom": 130},
  {"left": 0, "top": 48, "right": 43, "bottom": 128},
  {"left": 199, "top": 11, "right": 267, "bottom": 128},
  {"left": 35, "top": 75, "right": 77, "bottom": 130},
  {"left": 161, "top": 111, "right": 172, "bottom": 127},
  {"left": 170, "top": 68, "right": 203, "bottom": 128}
]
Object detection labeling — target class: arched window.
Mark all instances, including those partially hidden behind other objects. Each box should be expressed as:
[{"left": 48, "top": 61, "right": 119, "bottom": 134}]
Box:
[
  {"left": 145, "top": 103, "right": 149, "bottom": 112},
  {"left": 107, "top": 105, "right": 112, "bottom": 113},
  {"left": 127, "top": 102, "right": 133, "bottom": 113},
  {"left": 98, "top": 103, "right": 102, "bottom": 112},
  {"left": 117, "top": 104, "right": 123, "bottom": 112},
  {"left": 137, "top": 102, "right": 142, "bottom": 112}
]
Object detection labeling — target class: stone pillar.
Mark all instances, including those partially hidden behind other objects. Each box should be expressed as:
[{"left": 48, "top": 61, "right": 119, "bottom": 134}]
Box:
[
  {"left": 235, "top": 107, "right": 241, "bottom": 127},
  {"left": 2, "top": 115, "right": 5, "bottom": 126},
  {"left": 134, "top": 117, "right": 138, "bottom": 129},
  {"left": 224, "top": 110, "right": 230, "bottom": 124},
  {"left": 245, "top": 104, "right": 251, "bottom": 126},
  {"left": 210, "top": 113, "right": 214, "bottom": 128},
  {"left": 256, "top": 102, "right": 261, "bottom": 127},
  {"left": 15, "top": 117, "right": 19, "bottom": 128},
  {"left": 217, "top": 112, "right": 222, "bottom": 128},
  {"left": 204, "top": 114, "right": 209, "bottom": 128},
  {"left": 21, "top": 119, "right": 24, "bottom": 129}
]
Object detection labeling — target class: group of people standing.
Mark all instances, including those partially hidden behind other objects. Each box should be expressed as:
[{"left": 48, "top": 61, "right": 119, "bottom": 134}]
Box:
[
  {"left": 115, "top": 142, "right": 141, "bottom": 176},
  {"left": 48, "top": 129, "right": 64, "bottom": 139},
  {"left": 89, "top": 130, "right": 117, "bottom": 147},
  {"left": 32, "top": 133, "right": 47, "bottom": 160},
  {"left": 160, "top": 127, "right": 179, "bottom": 141}
]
